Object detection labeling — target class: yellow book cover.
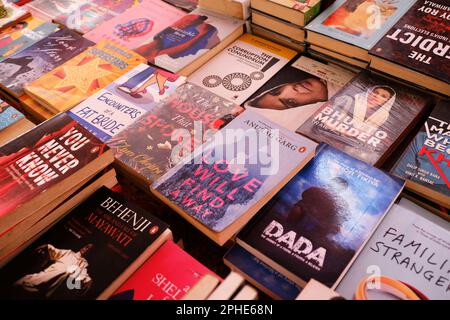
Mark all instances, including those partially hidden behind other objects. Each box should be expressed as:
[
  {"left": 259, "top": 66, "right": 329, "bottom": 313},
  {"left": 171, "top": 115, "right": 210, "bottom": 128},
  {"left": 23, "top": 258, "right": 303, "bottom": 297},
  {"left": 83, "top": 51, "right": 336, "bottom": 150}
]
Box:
[{"left": 24, "top": 40, "right": 146, "bottom": 113}]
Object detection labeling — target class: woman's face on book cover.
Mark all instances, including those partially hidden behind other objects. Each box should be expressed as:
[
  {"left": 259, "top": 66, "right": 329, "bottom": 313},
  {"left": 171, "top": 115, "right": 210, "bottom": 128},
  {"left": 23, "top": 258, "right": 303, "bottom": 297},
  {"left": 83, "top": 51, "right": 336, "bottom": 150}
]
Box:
[{"left": 250, "top": 78, "right": 328, "bottom": 111}]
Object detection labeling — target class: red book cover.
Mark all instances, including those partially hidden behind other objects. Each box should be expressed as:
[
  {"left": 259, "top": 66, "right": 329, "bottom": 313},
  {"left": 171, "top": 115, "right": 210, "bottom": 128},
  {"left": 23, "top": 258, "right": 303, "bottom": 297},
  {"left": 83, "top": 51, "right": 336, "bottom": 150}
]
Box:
[{"left": 110, "top": 240, "right": 220, "bottom": 300}]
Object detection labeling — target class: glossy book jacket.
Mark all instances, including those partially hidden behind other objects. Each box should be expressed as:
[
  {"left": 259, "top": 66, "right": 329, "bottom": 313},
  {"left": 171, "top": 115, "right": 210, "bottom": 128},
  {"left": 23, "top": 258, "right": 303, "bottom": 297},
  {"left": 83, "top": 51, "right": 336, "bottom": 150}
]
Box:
[
  {"left": 297, "top": 71, "right": 431, "bottom": 166},
  {"left": 306, "top": 0, "right": 414, "bottom": 50},
  {"left": 0, "top": 28, "right": 93, "bottom": 96},
  {"left": 25, "top": 40, "right": 146, "bottom": 112}
]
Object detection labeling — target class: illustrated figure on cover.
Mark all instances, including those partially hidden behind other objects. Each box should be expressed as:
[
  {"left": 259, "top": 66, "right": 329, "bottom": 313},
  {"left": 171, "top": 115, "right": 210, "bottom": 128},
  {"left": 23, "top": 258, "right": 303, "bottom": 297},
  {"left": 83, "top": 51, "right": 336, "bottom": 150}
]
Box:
[{"left": 135, "top": 14, "right": 220, "bottom": 63}]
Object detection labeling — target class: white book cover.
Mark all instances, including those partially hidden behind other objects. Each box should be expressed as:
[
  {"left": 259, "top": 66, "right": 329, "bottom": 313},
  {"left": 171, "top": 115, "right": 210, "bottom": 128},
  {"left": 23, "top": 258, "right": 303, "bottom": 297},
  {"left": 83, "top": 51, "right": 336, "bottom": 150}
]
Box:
[
  {"left": 69, "top": 63, "right": 186, "bottom": 142},
  {"left": 188, "top": 33, "right": 296, "bottom": 104}
]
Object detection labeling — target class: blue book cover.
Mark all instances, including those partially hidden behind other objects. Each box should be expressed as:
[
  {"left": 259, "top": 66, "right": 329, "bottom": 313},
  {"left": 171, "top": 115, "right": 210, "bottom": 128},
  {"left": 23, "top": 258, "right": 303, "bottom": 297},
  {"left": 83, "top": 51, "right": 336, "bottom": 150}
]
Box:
[
  {"left": 336, "top": 198, "right": 450, "bottom": 300},
  {"left": 237, "top": 143, "right": 404, "bottom": 287},
  {"left": 224, "top": 244, "right": 302, "bottom": 300},
  {"left": 0, "top": 28, "right": 93, "bottom": 96},
  {"left": 306, "top": 0, "right": 414, "bottom": 50},
  {"left": 0, "top": 99, "right": 24, "bottom": 131},
  {"left": 152, "top": 109, "right": 317, "bottom": 244},
  {"left": 392, "top": 99, "right": 450, "bottom": 208},
  {"left": 0, "top": 21, "right": 59, "bottom": 62},
  {"left": 69, "top": 64, "right": 186, "bottom": 142}
]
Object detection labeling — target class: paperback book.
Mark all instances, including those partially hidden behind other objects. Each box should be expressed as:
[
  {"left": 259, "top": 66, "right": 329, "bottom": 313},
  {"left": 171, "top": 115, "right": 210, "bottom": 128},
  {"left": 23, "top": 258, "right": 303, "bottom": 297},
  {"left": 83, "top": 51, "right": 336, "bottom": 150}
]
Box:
[
  {"left": 84, "top": 0, "right": 185, "bottom": 50},
  {"left": 69, "top": 64, "right": 186, "bottom": 142},
  {"left": 151, "top": 109, "right": 317, "bottom": 245},
  {"left": 0, "top": 112, "right": 113, "bottom": 235},
  {"left": 244, "top": 55, "right": 356, "bottom": 131},
  {"left": 110, "top": 240, "right": 219, "bottom": 300},
  {"left": 24, "top": 40, "right": 146, "bottom": 113},
  {"left": 237, "top": 143, "right": 404, "bottom": 287},
  {"left": 336, "top": 198, "right": 450, "bottom": 300},
  {"left": 369, "top": 0, "right": 450, "bottom": 95},
  {"left": 306, "top": 0, "right": 414, "bottom": 50},
  {"left": 0, "top": 1, "right": 29, "bottom": 31},
  {"left": 0, "top": 28, "right": 93, "bottom": 97},
  {"left": 109, "top": 82, "right": 244, "bottom": 185},
  {"left": 296, "top": 71, "right": 431, "bottom": 166},
  {"left": 392, "top": 99, "right": 450, "bottom": 209},
  {"left": 0, "top": 186, "right": 171, "bottom": 300},
  {"left": 134, "top": 7, "right": 244, "bottom": 74},
  {"left": 188, "top": 33, "right": 296, "bottom": 105},
  {"left": 0, "top": 17, "right": 58, "bottom": 62}
]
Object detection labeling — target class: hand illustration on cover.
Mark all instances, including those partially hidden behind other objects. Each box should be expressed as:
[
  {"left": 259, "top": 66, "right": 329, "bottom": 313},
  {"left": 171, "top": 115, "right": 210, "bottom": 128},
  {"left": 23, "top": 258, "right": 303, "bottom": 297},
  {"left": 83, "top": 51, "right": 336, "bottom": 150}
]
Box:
[
  {"left": 245, "top": 78, "right": 329, "bottom": 111},
  {"left": 117, "top": 68, "right": 180, "bottom": 97},
  {"left": 135, "top": 14, "right": 220, "bottom": 63},
  {"left": 322, "top": 0, "right": 398, "bottom": 38},
  {"left": 13, "top": 243, "right": 94, "bottom": 299}
]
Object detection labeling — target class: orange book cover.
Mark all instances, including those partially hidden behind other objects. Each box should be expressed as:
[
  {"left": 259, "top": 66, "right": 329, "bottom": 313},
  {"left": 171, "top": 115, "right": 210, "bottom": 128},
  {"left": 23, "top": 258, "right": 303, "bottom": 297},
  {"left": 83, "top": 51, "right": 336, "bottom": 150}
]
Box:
[{"left": 25, "top": 40, "right": 146, "bottom": 113}]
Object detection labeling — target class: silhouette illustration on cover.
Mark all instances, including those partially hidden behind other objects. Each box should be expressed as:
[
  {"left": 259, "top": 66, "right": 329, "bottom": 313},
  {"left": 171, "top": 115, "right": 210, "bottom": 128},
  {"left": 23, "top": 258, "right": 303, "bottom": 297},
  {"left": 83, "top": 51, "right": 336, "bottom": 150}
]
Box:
[
  {"left": 323, "top": 0, "right": 398, "bottom": 38},
  {"left": 117, "top": 67, "right": 180, "bottom": 97},
  {"left": 135, "top": 14, "right": 220, "bottom": 62},
  {"left": 13, "top": 243, "right": 94, "bottom": 299},
  {"left": 113, "top": 18, "right": 154, "bottom": 42}
]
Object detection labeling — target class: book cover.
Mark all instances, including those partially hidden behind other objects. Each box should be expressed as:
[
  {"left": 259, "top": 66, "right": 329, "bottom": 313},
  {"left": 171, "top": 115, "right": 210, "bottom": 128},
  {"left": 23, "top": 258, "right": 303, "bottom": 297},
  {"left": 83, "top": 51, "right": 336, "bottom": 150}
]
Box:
[
  {"left": 109, "top": 82, "right": 244, "bottom": 184},
  {"left": 135, "top": 8, "right": 244, "bottom": 73},
  {"left": 237, "top": 143, "right": 404, "bottom": 287},
  {"left": 110, "top": 240, "right": 219, "bottom": 300},
  {"left": 0, "top": 2, "right": 28, "bottom": 30},
  {"left": 25, "top": 40, "right": 146, "bottom": 112},
  {"left": 152, "top": 109, "right": 317, "bottom": 233},
  {"left": 56, "top": 0, "right": 145, "bottom": 35},
  {"left": 0, "top": 20, "right": 59, "bottom": 62},
  {"left": 0, "top": 113, "right": 109, "bottom": 220},
  {"left": 269, "top": 0, "right": 316, "bottom": 10},
  {"left": 224, "top": 244, "right": 301, "bottom": 300},
  {"left": 392, "top": 99, "right": 450, "bottom": 206},
  {"left": 188, "top": 33, "right": 296, "bottom": 105},
  {"left": 0, "top": 186, "right": 169, "bottom": 300},
  {"left": 306, "top": 0, "right": 414, "bottom": 50},
  {"left": 0, "top": 28, "right": 93, "bottom": 96},
  {"left": 69, "top": 64, "right": 186, "bottom": 142},
  {"left": 25, "top": 0, "right": 86, "bottom": 21},
  {"left": 370, "top": 0, "right": 450, "bottom": 85},
  {"left": 0, "top": 98, "right": 24, "bottom": 130},
  {"left": 84, "top": 0, "right": 185, "bottom": 50},
  {"left": 296, "top": 71, "right": 431, "bottom": 166},
  {"left": 336, "top": 198, "right": 450, "bottom": 300},
  {"left": 244, "top": 55, "right": 356, "bottom": 131},
  {"left": 163, "top": 0, "right": 198, "bottom": 12}
]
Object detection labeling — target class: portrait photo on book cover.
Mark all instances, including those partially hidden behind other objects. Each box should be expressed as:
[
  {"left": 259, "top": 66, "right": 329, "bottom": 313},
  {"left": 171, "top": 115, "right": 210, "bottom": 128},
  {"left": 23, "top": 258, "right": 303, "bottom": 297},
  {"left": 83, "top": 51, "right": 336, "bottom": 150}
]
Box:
[
  {"left": 135, "top": 13, "right": 220, "bottom": 63},
  {"left": 10, "top": 243, "right": 95, "bottom": 299},
  {"left": 322, "top": 0, "right": 399, "bottom": 38}
]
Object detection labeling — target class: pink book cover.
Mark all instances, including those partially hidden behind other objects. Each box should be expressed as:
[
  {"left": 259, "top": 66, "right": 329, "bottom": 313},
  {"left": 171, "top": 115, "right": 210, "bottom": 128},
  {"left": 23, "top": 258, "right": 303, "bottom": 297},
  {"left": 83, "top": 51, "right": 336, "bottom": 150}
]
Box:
[
  {"left": 84, "top": 0, "right": 185, "bottom": 50},
  {"left": 110, "top": 240, "right": 220, "bottom": 300}
]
